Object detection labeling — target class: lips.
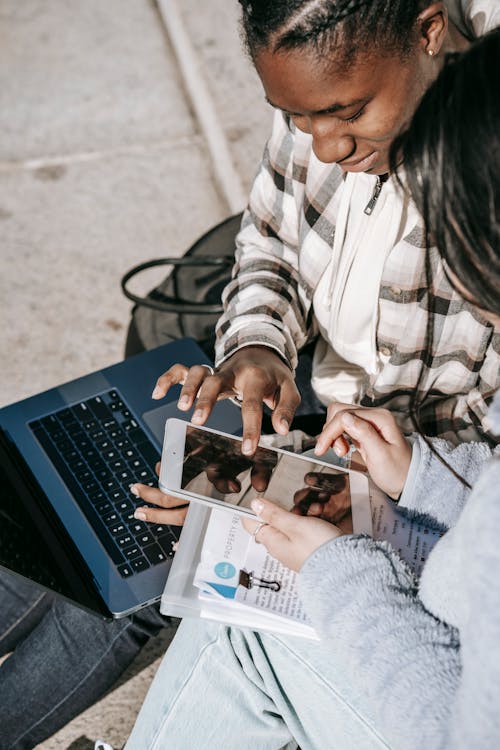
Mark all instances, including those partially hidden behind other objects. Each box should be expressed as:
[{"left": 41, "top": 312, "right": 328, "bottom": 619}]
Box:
[{"left": 339, "top": 151, "right": 379, "bottom": 173}]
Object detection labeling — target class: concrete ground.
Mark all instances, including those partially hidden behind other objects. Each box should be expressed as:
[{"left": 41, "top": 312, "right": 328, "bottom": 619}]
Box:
[{"left": 1, "top": 1, "right": 271, "bottom": 747}]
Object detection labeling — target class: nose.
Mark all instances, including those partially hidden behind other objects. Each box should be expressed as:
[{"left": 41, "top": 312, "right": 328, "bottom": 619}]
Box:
[{"left": 292, "top": 114, "right": 355, "bottom": 164}]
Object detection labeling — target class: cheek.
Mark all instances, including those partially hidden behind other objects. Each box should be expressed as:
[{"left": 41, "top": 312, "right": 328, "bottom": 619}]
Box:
[{"left": 360, "top": 100, "right": 412, "bottom": 144}]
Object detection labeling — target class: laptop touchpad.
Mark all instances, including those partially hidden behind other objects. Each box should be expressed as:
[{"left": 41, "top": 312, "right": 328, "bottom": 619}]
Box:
[{"left": 142, "top": 399, "right": 241, "bottom": 444}]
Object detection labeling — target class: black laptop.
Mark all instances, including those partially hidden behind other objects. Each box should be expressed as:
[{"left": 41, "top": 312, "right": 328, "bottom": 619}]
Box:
[{"left": 0, "top": 338, "right": 241, "bottom": 619}]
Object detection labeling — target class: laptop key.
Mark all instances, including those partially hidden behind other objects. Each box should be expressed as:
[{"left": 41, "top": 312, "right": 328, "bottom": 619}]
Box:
[
  {"left": 117, "top": 563, "right": 133, "bottom": 578},
  {"left": 95, "top": 499, "right": 113, "bottom": 515},
  {"left": 117, "top": 469, "right": 133, "bottom": 483},
  {"left": 56, "top": 408, "right": 75, "bottom": 425},
  {"left": 42, "top": 415, "right": 61, "bottom": 434},
  {"left": 130, "top": 557, "right": 150, "bottom": 573},
  {"left": 109, "top": 428, "right": 126, "bottom": 442},
  {"left": 135, "top": 532, "right": 154, "bottom": 547},
  {"left": 103, "top": 511, "right": 120, "bottom": 526},
  {"left": 116, "top": 534, "right": 135, "bottom": 549},
  {"left": 115, "top": 437, "right": 132, "bottom": 451},
  {"left": 109, "top": 522, "right": 127, "bottom": 536},
  {"left": 74, "top": 468, "right": 93, "bottom": 484},
  {"left": 82, "top": 480, "right": 99, "bottom": 495},
  {"left": 88, "top": 396, "right": 113, "bottom": 422},
  {"left": 102, "top": 419, "right": 118, "bottom": 430},
  {"left": 124, "top": 545, "right": 144, "bottom": 560},
  {"left": 115, "top": 498, "right": 134, "bottom": 515},
  {"left": 129, "top": 520, "right": 147, "bottom": 535},
  {"left": 71, "top": 402, "right": 91, "bottom": 422},
  {"left": 102, "top": 478, "right": 120, "bottom": 493},
  {"left": 87, "top": 457, "right": 107, "bottom": 475},
  {"left": 143, "top": 544, "right": 167, "bottom": 565}
]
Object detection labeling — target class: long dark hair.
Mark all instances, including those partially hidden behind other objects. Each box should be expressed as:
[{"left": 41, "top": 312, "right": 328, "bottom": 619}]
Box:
[
  {"left": 391, "top": 29, "right": 500, "bottom": 315},
  {"left": 239, "top": 0, "right": 429, "bottom": 68},
  {"left": 390, "top": 29, "right": 500, "bottom": 486}
]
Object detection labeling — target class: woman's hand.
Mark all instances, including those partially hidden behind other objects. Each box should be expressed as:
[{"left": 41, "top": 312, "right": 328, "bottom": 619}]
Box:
[
  {"left": 242, "top": 498, "right": 343, "bottom": 572},
  {"left": 130, "top": 463, "right": 189, "bottom": 526},
  {"left": 315, "top": 404, "right": 412, "bottom": 499},
  {"left": 151, "top": 346, "right": 301, "bottom": 456}
]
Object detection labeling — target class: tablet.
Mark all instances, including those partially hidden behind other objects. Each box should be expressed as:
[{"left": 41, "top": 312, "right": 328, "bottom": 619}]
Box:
[{"left": 159, "top": 418, "right": 372, "bottom": 534}]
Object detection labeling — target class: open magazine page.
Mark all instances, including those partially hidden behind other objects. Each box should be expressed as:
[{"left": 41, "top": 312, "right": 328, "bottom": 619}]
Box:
[
  {"left": 161, "top": 464, "right": 445, "bottom": 638},
  {"left": 193, "top": 508, "right": 312, "bottom": 627},
  {"left": 369, "top": 482, "right": 444, "bottom": 576}
]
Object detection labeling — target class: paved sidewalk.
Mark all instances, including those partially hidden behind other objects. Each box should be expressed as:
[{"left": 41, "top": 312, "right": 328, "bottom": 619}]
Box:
[
  {"left": 1, "top": 1, "right": 271, "bottom": 747},
  {"left": 1, "top": 0, "right": 271, "bottom": 409}
]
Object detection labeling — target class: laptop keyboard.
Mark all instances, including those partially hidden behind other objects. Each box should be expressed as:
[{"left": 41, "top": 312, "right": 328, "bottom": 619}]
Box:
[{"left": 29, "top": 389, "right": 181, "bottom": 578}]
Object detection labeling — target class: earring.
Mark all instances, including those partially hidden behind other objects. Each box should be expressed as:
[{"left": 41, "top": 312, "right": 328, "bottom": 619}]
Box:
[{"left": 428, "top": 49, "right": 435, "bottom": 56}]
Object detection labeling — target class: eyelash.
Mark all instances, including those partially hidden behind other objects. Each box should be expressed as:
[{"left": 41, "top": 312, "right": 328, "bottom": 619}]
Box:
[
  {"left": 286, "top": 106, "right": 366, "bottom": 123},
  {"left": 344, "top": 108, "right": 365, "bottom": 124}
]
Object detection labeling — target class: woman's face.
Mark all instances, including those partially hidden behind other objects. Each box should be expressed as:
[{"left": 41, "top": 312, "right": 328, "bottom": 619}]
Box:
[{"left": 254, "top": 44, "right": 436, "bottom": 175}]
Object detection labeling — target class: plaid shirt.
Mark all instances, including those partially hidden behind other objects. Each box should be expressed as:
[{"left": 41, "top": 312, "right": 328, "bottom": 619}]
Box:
[{"left": 215, "top": 111, "right": 499, "bottom": 445}]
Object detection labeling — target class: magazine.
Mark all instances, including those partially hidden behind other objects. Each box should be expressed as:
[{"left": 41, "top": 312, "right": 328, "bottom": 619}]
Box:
[{"left": 161, "top": 454, "right": 444, "bottom": 639}]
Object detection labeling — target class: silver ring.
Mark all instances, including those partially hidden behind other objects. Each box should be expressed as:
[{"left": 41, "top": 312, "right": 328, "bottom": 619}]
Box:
[
  {"left": 252, "top": 521, "right": 268, "bottom": 540},
  {"left": 201, "top": 364, "right": 214, "bottom": 376}
]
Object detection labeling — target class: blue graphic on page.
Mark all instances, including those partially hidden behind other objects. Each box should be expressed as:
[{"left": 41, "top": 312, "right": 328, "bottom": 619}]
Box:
[{"left": 214, "top": 562, "right": 236, "bottom": 579}]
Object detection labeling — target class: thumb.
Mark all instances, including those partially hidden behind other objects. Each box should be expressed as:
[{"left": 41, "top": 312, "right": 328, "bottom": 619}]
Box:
[
  {"left": 241, "top": 500, "right": 302, "bottom": 570},
  {"left": 249, "top": 498, "right": 300, "bottom": 533}
]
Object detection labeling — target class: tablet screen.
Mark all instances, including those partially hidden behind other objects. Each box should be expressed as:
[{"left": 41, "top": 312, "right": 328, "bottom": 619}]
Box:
[{"left": 180, "top": 425, "right": 354, "bottom": 532}]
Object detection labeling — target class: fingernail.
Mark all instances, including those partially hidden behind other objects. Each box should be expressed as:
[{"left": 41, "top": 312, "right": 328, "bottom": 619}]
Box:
[
  {"left": 251, "top": 499, "right": 264, "bottom": 514},
  {"left": 178, "top": 395, "right": 189, "bottom": 410},
  {"left": 192, "top": 410, "right": 203, "bottom": 424},
  {"left": 152, "top": 385, "right": 162, "bottom": 400},
  {"left": 242, "top": 439, "right": 253, "bottom": 455},
  {"left": 278, "top": 417, "right": 289, "bottom": 434},
  {"left": 342, "top": 412, "right": 356, "bottom": 427},
  {"left": 134, "top": 510, "right": 147, "bottom": 521},
  {"left": 129, "top": 484, "right": 140, "bottom": 496},
  {"left": 334, "top": 445, "right": 344, "bottom": 456}
]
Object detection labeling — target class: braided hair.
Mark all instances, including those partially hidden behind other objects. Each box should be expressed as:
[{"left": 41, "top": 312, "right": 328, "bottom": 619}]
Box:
[{"left": 239, "top": 0, "right": 431, "bottom": 68}]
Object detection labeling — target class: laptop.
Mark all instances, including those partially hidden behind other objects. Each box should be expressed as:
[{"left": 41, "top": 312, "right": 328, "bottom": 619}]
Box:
[{"left": 0, "top": 338, "right": 241, "bottom": 619}]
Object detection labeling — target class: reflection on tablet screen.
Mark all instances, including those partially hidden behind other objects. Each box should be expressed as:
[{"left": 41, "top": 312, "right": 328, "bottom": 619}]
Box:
[{"left": 181, "top": 426, "right": 353, "bottom": 532}]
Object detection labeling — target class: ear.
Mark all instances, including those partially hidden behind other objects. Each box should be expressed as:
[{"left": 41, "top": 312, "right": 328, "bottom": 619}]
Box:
[{"left": 416, "top": 2, "right": 448, "bottom": 56}]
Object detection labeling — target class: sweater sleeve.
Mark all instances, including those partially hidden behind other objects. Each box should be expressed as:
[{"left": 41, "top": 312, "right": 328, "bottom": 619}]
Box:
[
  {"left": 447, "top": 456, "right": 500, "bottom": 748},
  {"left": 299, "top": 535, "right": 460, "bottom": 750},
  {"left": 214, "top": 110, "right": 313, "bottom": 371},
  {"left": 397, "top": 434, "right": 496, "bottom": 527},
  {"left": 299, "top": 451, "right": 500, "bottom": 749}
]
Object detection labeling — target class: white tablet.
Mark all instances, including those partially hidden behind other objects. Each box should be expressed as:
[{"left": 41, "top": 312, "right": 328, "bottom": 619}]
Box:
[{"left": 159, "top": 418, "right": 372, "bottom": 535}]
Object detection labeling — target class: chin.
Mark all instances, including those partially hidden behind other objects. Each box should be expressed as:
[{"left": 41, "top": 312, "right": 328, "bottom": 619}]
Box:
[{"left": 368, "top": 161, "right": 390, "bottom": 176}]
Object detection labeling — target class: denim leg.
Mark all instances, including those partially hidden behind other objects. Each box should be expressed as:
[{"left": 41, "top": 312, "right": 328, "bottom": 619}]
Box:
[
  {"left": 0, "top": 571, "right": 172, "bottom": 750},
  {"left": 126, "top": 618, "right": 392, "bottom": 750},
  {"left": 0, "top": 570, "right": 55, "bottom": 656}
]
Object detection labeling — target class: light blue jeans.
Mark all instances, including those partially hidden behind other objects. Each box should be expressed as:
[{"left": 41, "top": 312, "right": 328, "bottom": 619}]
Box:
[{"left": 126, "top": 617, "right": 392, "bottom": 750}]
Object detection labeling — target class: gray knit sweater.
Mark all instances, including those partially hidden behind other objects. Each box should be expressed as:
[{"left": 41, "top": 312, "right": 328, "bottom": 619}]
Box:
[{"left": 299, "top": 391, "right": 500, "bottom": 750}]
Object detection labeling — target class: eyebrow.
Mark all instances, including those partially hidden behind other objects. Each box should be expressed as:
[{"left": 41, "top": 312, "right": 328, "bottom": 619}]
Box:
[{"left": 265, "top": 95, "right": 367, "bottom": 116}]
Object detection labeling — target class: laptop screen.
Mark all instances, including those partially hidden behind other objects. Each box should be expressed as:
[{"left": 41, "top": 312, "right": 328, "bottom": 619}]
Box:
[{"left": 0, "top": 432, "right": 111, "bottom": 618}]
